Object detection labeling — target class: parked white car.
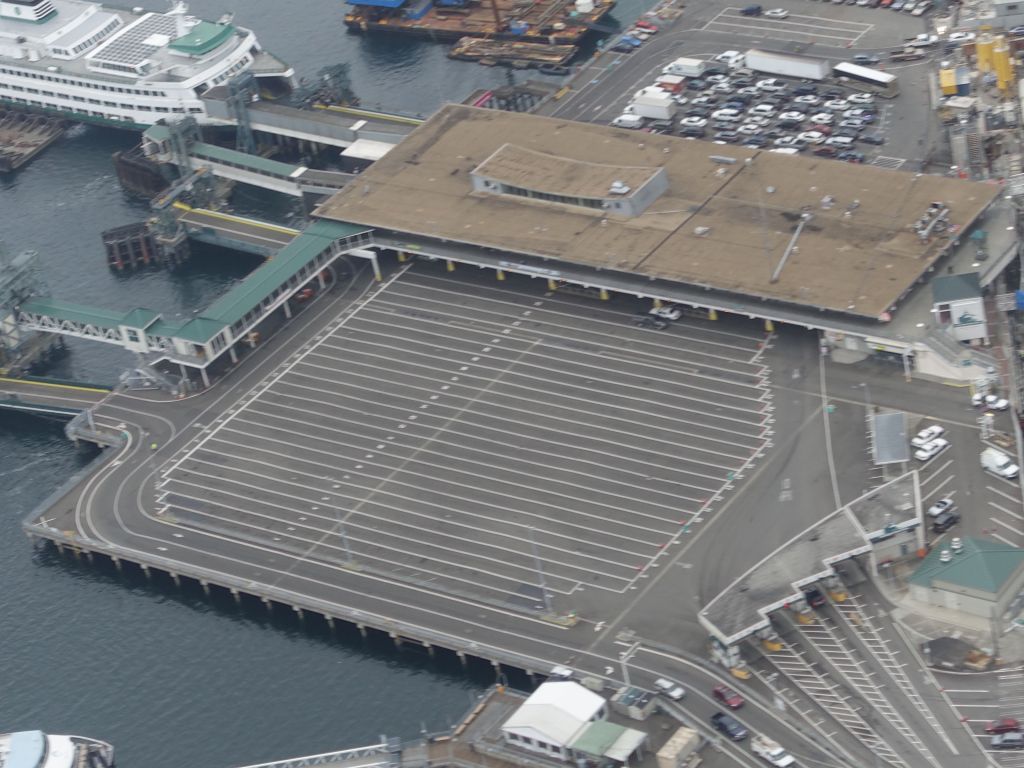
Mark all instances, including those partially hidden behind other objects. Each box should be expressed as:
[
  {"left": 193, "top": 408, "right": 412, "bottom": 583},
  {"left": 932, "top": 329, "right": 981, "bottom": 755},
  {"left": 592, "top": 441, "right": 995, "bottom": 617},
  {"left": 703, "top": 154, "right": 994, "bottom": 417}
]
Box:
[
  {"left": 650, "top": 304, "right": 683, "bottom": 320},
  {"left": 764, "top": 7, "right": 790, "bottom": 17},
  {"left": 797, "top": 131, "right": 826, "bottom": 144},
  {"left": 809, "top": 112, "right": 834, "bottom": 124},
  {"left": 824, "top": 99, "right": 850, "bottom": 111},
  {"left": 794, "top": 94, "right": 822, "bottom": 105},
  {"left": 679, "top": 116, "right": 708, "bottom": 127},
  {"left": 915, "top": 438, "right": 949, "bottom": 462},
  {"left": 778, "top": 111, "right": 807, "bottom": 122},
  {"left": 911, "top": 424, "right": 946, "bottom": 447},
  {"left": 926, "top": 498, "right": 955, "bottom": 518},
  {"left": 847, "top": 93, "right": 875, "bottom": 105}
]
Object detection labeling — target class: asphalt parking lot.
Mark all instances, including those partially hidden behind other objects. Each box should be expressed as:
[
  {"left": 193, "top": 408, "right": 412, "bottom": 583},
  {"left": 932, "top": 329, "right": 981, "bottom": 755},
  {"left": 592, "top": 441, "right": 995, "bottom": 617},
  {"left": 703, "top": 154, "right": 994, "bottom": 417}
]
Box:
[
  {"left": 158, "top": 266, "right": 774, "bottom": 613},
  {"left": 910, "top": 408, "right": 1024, "bottom": 548},
  {"left": 939, "top": 669, "right": 1024, "bottom": 767},
  {"left": 545, "top": 0, "right": 941, "bottom": 169}
]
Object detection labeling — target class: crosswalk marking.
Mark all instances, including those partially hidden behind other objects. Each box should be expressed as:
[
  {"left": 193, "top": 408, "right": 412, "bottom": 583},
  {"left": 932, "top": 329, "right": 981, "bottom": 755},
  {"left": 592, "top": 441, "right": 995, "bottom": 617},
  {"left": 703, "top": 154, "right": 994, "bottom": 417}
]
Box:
[{"left": 872, "top": 156, "right": 906, "bottom": 170}]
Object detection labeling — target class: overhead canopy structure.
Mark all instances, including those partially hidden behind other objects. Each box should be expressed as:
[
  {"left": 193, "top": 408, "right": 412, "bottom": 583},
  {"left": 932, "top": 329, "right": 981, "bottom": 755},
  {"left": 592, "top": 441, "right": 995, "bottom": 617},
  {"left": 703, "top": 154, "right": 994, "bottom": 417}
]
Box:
[{"left": 871, "top": 412, "right": 910, "bottom": 464}]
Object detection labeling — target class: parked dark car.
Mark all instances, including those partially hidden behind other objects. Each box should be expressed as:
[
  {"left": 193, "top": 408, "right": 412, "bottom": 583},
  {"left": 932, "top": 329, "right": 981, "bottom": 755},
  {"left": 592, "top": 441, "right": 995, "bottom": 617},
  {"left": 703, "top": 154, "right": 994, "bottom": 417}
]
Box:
[
  {"left": 740, "top": 3, "right": 763, "bottom": 14},
  {"left": 687, "top": 79, "right": 709, "bottom": 91},
  {"left": 632, "top": 314, "right": 668, "bottom": 330},
  {"left": 711, "top": 712, "right": 748, "bottom": 741},
  {"left": 679, "top": 126, "right": 707, "bottom": 138},
  {"left": 742, "top": 135, "right": 769, "bottom": 147},
  {"left": 713, "top": 131, "right": 740, "bottom": 143},
  {"left": 987, "top": 718, "right": 1022, "bottom": 734},
  {"left": 859, "top": 133, "right": 886, "bottom": 145},
  {"left": 838, "top": 150, "right": 866, "bottom": 162},
  {"left": 804, "top": 587, "right": 827, "bottom": 608},
  {"left": 813, "top": 146, "right": 839, "bottom": 157},
  {"left": 793, "top": 84, "right": 818, "bottom": 95},
  {"left": 932, "top": 511, "right": 960, "bottom": 533}
]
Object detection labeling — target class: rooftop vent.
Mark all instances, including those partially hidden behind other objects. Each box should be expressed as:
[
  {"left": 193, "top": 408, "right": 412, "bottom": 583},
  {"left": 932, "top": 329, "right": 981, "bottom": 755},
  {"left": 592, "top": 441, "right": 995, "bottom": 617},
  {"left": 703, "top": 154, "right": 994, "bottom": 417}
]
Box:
[
  {"left": 608, "top": 180, "right": 631, "bottom": 196},
  {"left": 709, "top": 155, "right": 737, "bottom": 165}
]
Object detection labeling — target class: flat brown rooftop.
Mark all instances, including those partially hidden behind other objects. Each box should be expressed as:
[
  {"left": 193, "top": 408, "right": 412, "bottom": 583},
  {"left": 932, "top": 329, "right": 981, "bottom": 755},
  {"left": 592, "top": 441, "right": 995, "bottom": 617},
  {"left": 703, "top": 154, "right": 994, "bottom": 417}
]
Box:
[
  {"left": 472, "top": 143, "right": 661, "bottom": 201},
  {"left": 316, "top": 105, "right": 1000, "bottom": 319}
]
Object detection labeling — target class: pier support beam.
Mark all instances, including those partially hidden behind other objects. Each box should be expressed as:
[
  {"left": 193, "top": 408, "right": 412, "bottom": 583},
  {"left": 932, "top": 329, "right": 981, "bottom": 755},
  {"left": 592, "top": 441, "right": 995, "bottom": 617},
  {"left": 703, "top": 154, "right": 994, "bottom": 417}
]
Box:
[
  {"left": 230, "top": 588, "right": 241, "bottom": 605},
  {"left": 425, "top": 643, "right": 435, "bottom": 658},
  {"left": 491, "top": 660, "right": 501, "bottom": 679},
  {"left": 370, "top": 253, "right": 382, "bottom": 282},
  {"left": 141, "top": 564, "right": 151, "bottom": 580},
  {"left": 357, "top": 623, "right": 368, "bottom": 639},
  {"left": 229, "top": 348, "right": 238, "bottom": 365},
  {"left": 390, "top": 632, "right": 402, "bottom": 649},
  {"left": 112, "top": 556, "right": 122, "bottom": 573},
  {"left": 294, "top": 606, "right": 304, "bottom": 623},
  {"left": 200, "top": 580, "right": 211, "bottom": 597},
  {"left": 283, "top": 301, "right": 293, "bottom": 319},
  {"left": 457, "top": 650, "right": 468, "bottom": 669},
  {"left": 262, "top": 597, "right": 272, "bottom": 612},
  {"left": 326, "top": 616, "right": 335, "bottom": 634},
  {"left": 200, "top": 367, "right": 210, "bottom": 389},
  {"left": 171, "top": 572, "right": 181, "bottom": 587}
]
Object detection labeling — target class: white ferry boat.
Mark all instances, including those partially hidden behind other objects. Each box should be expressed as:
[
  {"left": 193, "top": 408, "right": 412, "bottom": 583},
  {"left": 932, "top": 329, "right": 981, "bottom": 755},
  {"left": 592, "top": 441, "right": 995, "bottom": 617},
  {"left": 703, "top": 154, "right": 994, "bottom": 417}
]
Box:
[
  {"left": 0, "top": 730, "right": 114, "bottom": 768},
  {"left": 0, "top": 0, "right": 293, "bottom": 128}
]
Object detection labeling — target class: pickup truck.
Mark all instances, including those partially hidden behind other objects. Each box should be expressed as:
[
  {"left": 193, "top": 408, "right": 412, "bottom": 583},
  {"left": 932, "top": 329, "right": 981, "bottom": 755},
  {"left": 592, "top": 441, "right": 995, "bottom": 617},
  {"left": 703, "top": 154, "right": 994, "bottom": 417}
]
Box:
[
  {"left": 711, "top": 712, "right": 748, "bottom": 741},
  {"left": 890, "top": 48, "right": 926, "bottom": 61}
]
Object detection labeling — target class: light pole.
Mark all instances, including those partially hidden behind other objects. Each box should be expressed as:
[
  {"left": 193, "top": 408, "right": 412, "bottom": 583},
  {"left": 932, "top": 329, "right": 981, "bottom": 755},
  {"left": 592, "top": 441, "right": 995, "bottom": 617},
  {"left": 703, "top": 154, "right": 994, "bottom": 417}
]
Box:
[
  {"left": 619, "top": 641, "right": 641, "bottom": 688},
  {"left": 527, "top": 527, "right": 553, "bottom": 615}
]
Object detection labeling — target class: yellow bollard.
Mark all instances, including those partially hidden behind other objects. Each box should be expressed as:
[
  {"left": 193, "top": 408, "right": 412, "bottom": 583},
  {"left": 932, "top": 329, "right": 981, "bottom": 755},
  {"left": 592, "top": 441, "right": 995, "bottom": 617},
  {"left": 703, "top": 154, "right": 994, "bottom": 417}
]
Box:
[
  {"left": 765, "top": 319, "right": 774, "bottom": 332},
  {"left": 653, "top": 298, "right": 663, "bottom": 309},
  {"left": 548, "top": 278, "right": 558, "bottom": 291},
  {"left": 446, "top": 260, "right": 455, "bottom": 272},
  {"left": 708, "top": 308, "right": 718, "bottom": 321},
  {"left": 599, "top": 288, "right": 610, "bottom": 301},
  {"left": 496, "top": 269, "right": 506, "bottom": 281},
  {"left": 397, "top": 251, "right": 408, "bottom": 263}
]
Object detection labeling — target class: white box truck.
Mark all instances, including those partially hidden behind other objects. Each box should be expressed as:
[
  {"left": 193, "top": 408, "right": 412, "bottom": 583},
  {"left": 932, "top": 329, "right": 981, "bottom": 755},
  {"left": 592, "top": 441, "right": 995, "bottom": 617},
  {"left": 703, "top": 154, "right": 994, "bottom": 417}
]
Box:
[
  {"left": 982, "top": 447, "right": 1020, "bottom": 479},
  {"left": 662, "top": 57, "right": 706, "bottom": 77},
  {"left": 624, "top": 89, "right": 677, "bottom": 120},
  {"left": 752, "top": 735, "right": 795, "bottom": 767},
  {"left": 745, "top": 49, "right": 830, "bottom": 81}
]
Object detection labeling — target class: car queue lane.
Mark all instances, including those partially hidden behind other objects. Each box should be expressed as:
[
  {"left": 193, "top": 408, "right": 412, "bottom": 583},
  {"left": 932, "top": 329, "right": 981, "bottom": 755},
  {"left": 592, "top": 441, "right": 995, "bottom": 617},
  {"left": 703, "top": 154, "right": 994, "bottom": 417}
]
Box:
[{"left": 157, "top": 264, "right": 775, "bottom": 614}]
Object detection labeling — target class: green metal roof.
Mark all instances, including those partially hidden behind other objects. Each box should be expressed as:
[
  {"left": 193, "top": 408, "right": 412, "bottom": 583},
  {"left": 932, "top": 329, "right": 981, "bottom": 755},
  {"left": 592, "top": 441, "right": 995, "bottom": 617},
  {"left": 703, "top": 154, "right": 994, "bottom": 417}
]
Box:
[
  {"left": 169, "top": 22, "right": 236, "bottom": 56},
  {"left": 201, "top": 218, "right": 371, "bottom": 330},
  {"left": 570, "top": 721, "right": 628, "bottom": 756},
  {"left": 910, "top": 537, "right": 1024, "bottom": 594},
  {"left": 21, "top": 298, "right": 135, "bottom": 328},
  {"left": 191, "top": 142, "right": 299, "bottom": 177},
  {"left": 121, "top": 308, "right": 160, "bottom": 329},
  {"left": 932, "top": 273, "right": 982, "bottom": 304}
]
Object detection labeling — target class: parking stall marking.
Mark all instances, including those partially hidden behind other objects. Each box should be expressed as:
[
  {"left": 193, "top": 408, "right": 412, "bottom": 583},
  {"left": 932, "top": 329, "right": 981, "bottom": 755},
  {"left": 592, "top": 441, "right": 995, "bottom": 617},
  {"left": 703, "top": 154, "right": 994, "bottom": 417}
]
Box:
[
  {"left": 702, "top": 8, "right": 873, "bottom": 43},
  {"left": 158, "top": 267, "right": 774, "bottom": 609},
  {"left": 872, "top": 156, "right": 907, "bottom": 170},
  {"left": 756, "top": 639, "right": 907, "bottom": 765},
  {"left": 795, "top": 615, "right": 934, "bottom": 760}
]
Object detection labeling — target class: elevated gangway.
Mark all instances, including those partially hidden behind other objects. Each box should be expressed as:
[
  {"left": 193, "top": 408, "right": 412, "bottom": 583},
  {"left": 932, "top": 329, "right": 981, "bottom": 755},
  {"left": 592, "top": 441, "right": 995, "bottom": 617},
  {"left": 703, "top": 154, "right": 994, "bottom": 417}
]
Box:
[
  {"left": 14, "top": 219, "right": 375, "bottom": 388},
  {"left": 174, "top": 203, "right": 298, "bottom": 256},
  {"left": 228, "top": 741, "right": 397, "bottom": 768},
  {"left": 142, "top": 125, "right": 356, "bottom": 197}
]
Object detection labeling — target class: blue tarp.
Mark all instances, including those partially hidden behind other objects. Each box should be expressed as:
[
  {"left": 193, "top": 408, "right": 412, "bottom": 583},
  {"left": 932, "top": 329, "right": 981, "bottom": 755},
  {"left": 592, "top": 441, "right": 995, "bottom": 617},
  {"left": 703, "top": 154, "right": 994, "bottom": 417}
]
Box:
[
  {"left": 1015, "top": 289, "right": 1024, "bottom": 311},
  {"left": 349, "top": 0, "right": 406, "bottom": 8}
]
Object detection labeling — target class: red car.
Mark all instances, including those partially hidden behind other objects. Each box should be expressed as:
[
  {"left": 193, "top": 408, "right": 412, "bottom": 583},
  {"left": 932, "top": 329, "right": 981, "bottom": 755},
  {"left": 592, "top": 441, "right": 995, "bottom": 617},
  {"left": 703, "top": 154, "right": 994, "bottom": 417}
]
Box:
[
  {"left": 635, "top": 20, "right": 659, "bottom": 31},
  {"left": 713, "top": 684, "right": 744, "bottom": 709},
  {"left": 987, "top": 717, "right": 1021, "bottom": 734}
]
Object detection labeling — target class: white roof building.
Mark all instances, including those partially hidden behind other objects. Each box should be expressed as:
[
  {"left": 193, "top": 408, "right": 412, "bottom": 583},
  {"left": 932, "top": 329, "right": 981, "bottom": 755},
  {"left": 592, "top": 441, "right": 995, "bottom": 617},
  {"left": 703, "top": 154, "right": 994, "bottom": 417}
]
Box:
[{"left": 502, "top": 682, "right": 608, "bottom": 760}]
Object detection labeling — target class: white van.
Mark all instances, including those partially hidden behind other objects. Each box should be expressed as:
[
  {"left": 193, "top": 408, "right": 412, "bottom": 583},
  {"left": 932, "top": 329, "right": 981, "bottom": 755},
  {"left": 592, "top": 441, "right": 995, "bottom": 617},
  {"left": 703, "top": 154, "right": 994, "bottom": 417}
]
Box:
[
  {"left": 770, "top": 147, "right": 799, "bottom": 154},
  {"left": 715, "top": 50, "right": 745, "bottom": 68},
  {"left": 611, "top": 114, "right": 644, "bottom": 129},
  {"left": 825, "top": 136, "right": 854, "bottom": 147}
]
